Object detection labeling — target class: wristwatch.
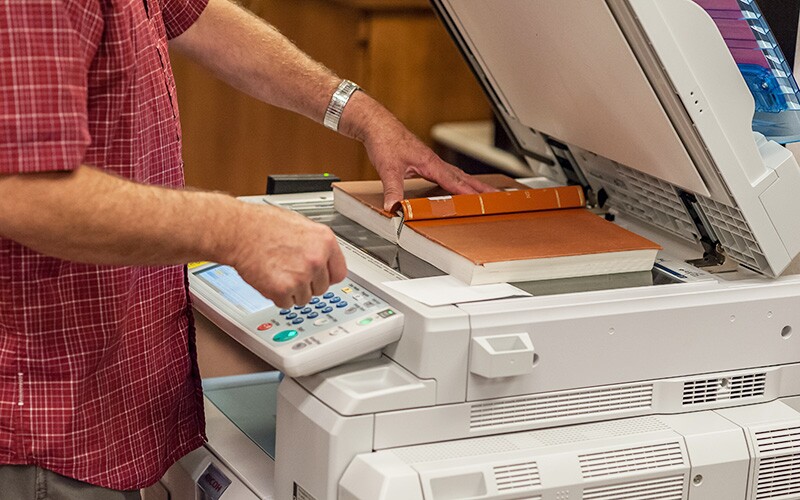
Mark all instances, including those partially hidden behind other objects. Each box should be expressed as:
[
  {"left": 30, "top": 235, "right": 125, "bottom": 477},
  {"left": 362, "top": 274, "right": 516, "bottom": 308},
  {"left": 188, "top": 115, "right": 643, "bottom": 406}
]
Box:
[{"left": 324, "top": 80, "right": 361, "bottom": 132}]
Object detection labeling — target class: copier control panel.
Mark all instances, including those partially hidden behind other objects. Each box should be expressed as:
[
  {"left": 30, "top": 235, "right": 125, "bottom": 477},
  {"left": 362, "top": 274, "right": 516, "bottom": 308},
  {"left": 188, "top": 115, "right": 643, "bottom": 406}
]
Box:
[{"left": 189, "top": 262, "right": 403, "bottom": 377}]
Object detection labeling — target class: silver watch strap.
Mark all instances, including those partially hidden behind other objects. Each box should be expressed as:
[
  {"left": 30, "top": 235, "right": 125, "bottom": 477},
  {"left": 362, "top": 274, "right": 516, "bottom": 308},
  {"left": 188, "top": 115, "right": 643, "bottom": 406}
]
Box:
[{"left": 324, "top": 80, "right": 361, "bottom": 132}]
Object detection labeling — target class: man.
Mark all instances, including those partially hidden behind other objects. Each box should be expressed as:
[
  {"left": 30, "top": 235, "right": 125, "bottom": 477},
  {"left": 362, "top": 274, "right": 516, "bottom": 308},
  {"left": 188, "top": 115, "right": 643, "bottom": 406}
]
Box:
[{"left": 0, "top": 0, "right": 492, "bottom": 497}]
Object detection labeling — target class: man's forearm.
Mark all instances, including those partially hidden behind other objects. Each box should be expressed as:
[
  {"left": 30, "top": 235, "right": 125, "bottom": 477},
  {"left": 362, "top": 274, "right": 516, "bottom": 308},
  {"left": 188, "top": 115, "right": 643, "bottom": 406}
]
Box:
[
  {"left": 170, "top": 0, "right": 340, "bottom": 128},
  {"left": 0, "top": 166, "right": 347, "bottom": 307},
  {"left": 0, "top": 166, "right": 242, "bottom": 266},
  {"left": 169, "top": 0, "right": 389, "bottom": 142}
]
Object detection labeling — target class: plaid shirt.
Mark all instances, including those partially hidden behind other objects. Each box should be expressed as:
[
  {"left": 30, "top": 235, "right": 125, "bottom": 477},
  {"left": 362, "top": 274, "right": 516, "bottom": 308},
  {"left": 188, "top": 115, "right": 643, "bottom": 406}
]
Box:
[{"left": 0, "top": 0, "right": 209, "bottom": 490}]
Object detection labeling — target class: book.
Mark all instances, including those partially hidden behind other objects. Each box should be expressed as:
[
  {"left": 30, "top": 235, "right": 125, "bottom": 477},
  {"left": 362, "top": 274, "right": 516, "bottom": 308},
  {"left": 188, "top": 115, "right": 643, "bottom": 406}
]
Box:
[
  {"left": 332, "top": 174, "right": 580, "bottom": 240},
  {"left": 333, "top": 176, "right": 661, "bottom": 284},
  {"left": 398, "top": 184, "right": 585, "bottom": 221}
]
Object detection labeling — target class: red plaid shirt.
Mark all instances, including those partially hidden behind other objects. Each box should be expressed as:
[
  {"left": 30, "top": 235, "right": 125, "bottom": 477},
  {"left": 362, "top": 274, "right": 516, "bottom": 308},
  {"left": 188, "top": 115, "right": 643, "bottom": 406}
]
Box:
[{"left": 0, "top": 0, "right": 209, "bottom": 490}]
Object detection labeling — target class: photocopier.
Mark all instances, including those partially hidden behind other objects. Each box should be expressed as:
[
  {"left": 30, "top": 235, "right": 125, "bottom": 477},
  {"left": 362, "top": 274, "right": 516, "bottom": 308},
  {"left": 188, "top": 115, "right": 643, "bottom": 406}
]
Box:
[{"left": 158, "top": 1, "right": 800, "bottom": 499}]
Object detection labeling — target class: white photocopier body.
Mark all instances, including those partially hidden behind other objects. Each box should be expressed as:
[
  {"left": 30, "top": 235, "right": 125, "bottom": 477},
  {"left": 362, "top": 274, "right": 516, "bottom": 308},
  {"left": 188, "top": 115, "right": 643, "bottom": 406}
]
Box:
[{"left": 162, "top": 1, "right": 800, "bottom": 499}]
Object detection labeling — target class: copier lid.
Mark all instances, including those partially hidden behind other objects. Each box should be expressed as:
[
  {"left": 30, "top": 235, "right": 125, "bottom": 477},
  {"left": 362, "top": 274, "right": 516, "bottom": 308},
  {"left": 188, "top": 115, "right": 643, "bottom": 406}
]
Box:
[{"left": 433, "top": 0, "right": 723, "bottom": 196}]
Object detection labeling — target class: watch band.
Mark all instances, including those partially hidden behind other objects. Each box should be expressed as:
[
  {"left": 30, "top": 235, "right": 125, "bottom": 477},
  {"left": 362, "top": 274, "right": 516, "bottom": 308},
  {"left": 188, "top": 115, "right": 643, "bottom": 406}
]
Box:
[{"left": 324, "top": 80, "right": 361, "bottom": 132}]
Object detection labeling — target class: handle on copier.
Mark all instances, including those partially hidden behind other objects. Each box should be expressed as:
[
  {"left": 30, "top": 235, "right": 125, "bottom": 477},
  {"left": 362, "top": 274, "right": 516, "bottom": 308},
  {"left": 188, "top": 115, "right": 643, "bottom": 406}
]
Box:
[{"left": 470, "top": 333, "right": 535, "bottom": 379}]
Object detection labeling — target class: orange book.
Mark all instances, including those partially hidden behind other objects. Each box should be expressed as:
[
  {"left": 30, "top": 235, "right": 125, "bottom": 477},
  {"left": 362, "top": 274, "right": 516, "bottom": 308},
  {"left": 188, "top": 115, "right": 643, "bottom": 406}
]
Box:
[
  {"left": 398, "top": 185, "right": 585, "bottom": 221},
  {"left": 332, "top": 175, "right": 660, "bottom": 284}
]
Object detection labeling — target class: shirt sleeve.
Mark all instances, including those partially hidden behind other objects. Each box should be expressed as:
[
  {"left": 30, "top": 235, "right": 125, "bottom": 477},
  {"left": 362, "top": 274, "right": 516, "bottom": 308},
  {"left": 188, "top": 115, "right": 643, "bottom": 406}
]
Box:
[
  {"left": 162, "top": 0, "right": 210, "bottom": 40},
  {"left": 0, "top": 1, "right": 93, "bottom": 175}
]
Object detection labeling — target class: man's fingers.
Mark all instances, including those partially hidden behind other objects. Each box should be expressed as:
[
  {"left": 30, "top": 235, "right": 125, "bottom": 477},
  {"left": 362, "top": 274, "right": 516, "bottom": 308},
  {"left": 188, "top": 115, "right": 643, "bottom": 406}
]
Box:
[
  {"left": 416, "top": 161, "right": 474, "bottom": 195},
  {"left": 310, "top": 266, "right": 331, "bottom": 297},
  {"left": 429, "top": 160, "right": 500, "bottom": 195},
  {"left": 292, "top": 283, "right": 313, "bottom": 307},
  {"left": 272, "top": 292, "right": 293, "bottom": 310},
  {"left": 327, "top": 242, "right": 348, "bottom": 284},
  {"left": 381, "top": 173, "right": 405, "bottom": 212},
  {"left": 462, "top": 171, "right": 499, "bottom": 193}
]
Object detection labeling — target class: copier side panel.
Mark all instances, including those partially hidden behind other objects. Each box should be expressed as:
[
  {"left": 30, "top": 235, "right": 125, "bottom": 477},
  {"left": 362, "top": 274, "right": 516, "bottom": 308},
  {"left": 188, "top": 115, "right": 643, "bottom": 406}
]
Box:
[
  {"left": 275, "top": 378, "right": 374, "bottom": 500},
  {"left": 462, "top": 279, "right": 800, "bottom": 402}
]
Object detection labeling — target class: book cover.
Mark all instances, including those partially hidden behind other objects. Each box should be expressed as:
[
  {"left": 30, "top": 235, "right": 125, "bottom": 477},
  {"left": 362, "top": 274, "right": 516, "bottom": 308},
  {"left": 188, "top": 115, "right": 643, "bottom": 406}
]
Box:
[{"left": 400, "top": 209, "right": 661, "bottom": 284}]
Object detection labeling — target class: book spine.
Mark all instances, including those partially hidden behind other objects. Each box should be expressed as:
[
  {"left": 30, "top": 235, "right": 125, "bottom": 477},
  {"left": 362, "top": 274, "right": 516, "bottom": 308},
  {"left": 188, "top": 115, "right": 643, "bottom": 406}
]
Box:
[{"left": 400, "top": 185, "right": 585, "bottom": 221}]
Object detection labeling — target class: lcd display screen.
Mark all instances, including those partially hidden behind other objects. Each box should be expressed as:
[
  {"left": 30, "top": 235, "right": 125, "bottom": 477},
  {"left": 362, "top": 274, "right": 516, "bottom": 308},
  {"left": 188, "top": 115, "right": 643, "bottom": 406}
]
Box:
[{"left": 195, "top": 264, "right": 273, "bottom": 314}]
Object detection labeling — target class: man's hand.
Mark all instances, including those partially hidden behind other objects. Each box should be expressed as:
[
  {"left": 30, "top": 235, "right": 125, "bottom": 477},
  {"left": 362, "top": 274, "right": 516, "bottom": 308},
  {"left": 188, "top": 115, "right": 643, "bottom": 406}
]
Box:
[
  {"left": 358, "top": 108, "right": 498, "bottom": 211},
  {"left": 339, "top": 92, "right": 498, "bottom": 211},
  {"left": 230, "top": 204, "right": 347, "bottom": 308}
]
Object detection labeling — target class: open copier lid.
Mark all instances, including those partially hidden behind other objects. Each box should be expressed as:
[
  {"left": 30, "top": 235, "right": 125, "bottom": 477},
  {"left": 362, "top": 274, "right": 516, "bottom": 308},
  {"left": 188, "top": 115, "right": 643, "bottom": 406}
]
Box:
[{"left": 432, "top": 0, "right": 800, "bottom": 277}]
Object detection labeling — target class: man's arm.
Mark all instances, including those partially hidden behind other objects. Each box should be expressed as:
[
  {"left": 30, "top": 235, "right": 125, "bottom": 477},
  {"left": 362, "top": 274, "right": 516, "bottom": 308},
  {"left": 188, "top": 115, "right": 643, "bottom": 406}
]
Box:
[
  {"left": 0, "top": 166, "right": 346, "bottom": 308},
  {"left": 170, "top": 0, "right": 495, "bottom": 211}
]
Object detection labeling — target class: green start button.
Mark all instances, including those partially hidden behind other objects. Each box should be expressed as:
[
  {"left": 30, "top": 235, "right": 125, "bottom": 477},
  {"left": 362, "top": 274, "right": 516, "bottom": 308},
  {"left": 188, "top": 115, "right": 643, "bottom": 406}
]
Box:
[{"left": 273, "top": 329, "right": 299, "bottom": 342}]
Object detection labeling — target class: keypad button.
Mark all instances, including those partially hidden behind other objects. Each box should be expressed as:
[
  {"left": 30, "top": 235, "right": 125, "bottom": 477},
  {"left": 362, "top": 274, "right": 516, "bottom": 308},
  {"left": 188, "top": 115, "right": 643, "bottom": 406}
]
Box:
[
  {"left": 315, "top": 302, "right": 327, "bottom": 309},
  {"left": 273, "top": 330, "right": 298, "bottom": 342},
  {"left": 301, "top": 307, "right": 312, "bottom": 314},
  {"left": 286, "top": 312, "right": 298, "bottom": 320},
  {"left": 292, "top": 318, "right": 304, "bottom": 325},
  {"left": 345, "top": 306, "right": 357, "bottom": 314},
  {"left": 314, "top": 318, "right": 330, "bottom": 326},
  {"left": 323, "top": 292, "right": 334, "bottom": 299},
  {"left": 307, "top": 312, "right": 319, "bottom": 319},
  {"left": 358, "top": 317, "right": 373, "bottom": 326},
  {"left": 336, "top": 301, "right": 348, "bottom": 308},
  {"left": 330, "top": 296, "right": 341, "bottom": 303},
  {"left": 309, "top": 297, "right": 320, "bottom": 304},
  {"left": 293, "top": 305, "right": 303, "bottom": 310},
  {"left": 257, "top": 323, "right": 273, "bottom": 331},
  {"left": 322, "top": 306, "right": 333, "bottom": 314},
  {"left": 279, "top": 309, "right": 291, "bottom": 315}
]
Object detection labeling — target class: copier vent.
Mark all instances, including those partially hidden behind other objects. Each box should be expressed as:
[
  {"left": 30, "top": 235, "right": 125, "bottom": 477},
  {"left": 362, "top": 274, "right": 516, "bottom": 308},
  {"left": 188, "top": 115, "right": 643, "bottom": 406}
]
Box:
[
  {"left": 578, "top": 442, "right": 686, "bottom": 500},
  {"left": 582, "top": 475, "right": 685, "bottom": 500},
  {"left": 492, "top": 460, "right": 541, "bottom": 493},
  {"left": 469, "top": 383, "right": 654, "bottom": 430},
  {"left": 578, "top": 441, "right": 685, "bottom": 479},
  {"left": 580, "top": 156, "right": 698, "bottom": 242},
  {"left": 682, "top": 372, "right": 767, "bottom": 406},
  {"left": 575, "top": 148, "right": 773, "bottom": 276},
  {"left": 754, "top": 426, "right": 800, "bottom": 499}
]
